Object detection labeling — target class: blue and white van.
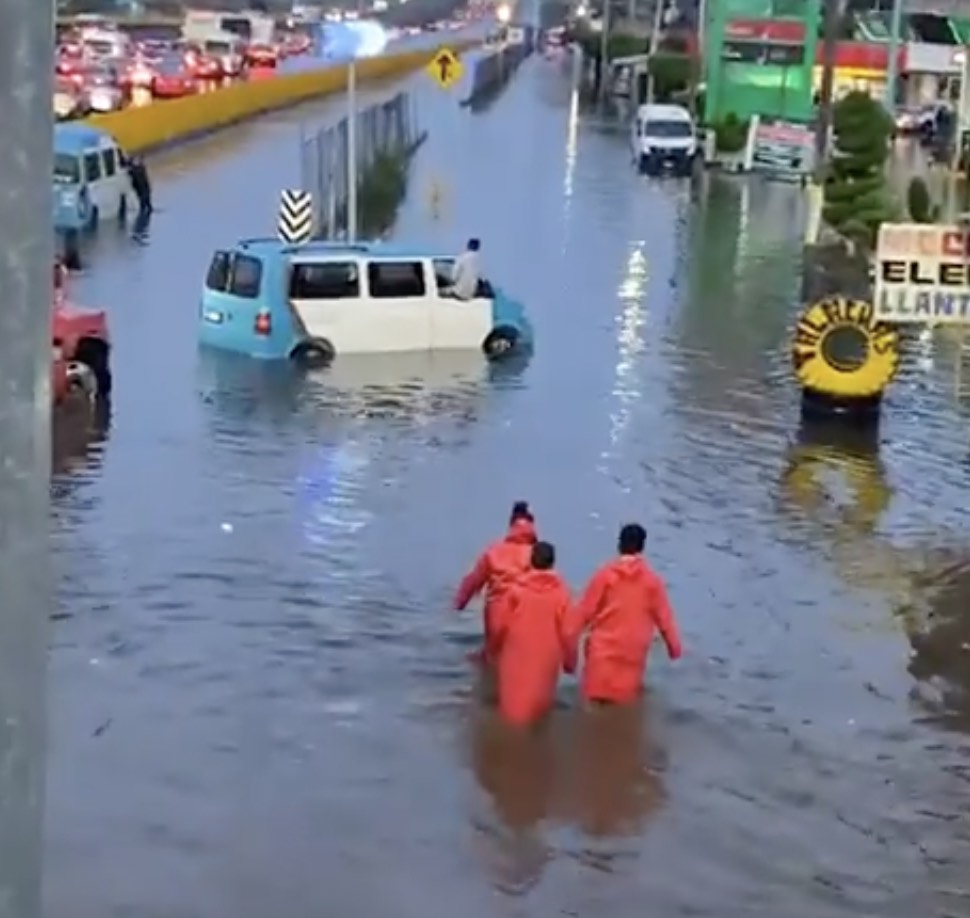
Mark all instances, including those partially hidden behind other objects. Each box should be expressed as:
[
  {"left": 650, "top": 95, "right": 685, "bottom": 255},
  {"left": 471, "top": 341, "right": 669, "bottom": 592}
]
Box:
[
  {"left": 198, "top": 239, "right": 534, "bottom": 364},
  {"left": 53, "top": 123, "right": 131, "bottom": 233}
]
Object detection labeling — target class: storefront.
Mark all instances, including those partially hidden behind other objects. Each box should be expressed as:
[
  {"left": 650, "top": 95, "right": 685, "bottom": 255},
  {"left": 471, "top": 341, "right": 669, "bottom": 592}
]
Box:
[{"left": 812, "top": 41, "right": 907, "bottom": 101}]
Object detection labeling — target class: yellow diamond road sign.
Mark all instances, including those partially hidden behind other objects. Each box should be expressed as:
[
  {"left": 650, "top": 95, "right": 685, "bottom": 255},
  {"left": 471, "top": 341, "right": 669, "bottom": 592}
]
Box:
[{"left": 427, "top": 48, "right": 462, "bottom": 89}]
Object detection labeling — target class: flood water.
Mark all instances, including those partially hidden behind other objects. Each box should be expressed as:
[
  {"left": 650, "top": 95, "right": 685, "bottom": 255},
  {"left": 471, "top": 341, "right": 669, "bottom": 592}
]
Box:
[{"left": 47, "top": 52, "right": 970, "bottom": 917}]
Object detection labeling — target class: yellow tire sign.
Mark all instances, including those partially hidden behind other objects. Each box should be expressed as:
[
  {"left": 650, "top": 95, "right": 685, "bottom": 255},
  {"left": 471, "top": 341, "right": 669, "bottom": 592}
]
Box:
[{"left": 791, "top": 297, "right": 899, "bottom": 399}]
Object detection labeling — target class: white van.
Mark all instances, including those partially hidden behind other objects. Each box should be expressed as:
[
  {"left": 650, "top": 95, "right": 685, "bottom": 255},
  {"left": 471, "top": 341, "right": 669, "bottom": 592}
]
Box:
[
  {"left": 631, "top": 103, "right": 698, "bottom": 177},
  {"left": 54, "top": 123, "right": 131, "bottom": 231}
]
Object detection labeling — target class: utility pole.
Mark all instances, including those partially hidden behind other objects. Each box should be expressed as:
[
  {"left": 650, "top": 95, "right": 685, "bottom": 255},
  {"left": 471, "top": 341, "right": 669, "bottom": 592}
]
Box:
[
  {"left": 0, "top": 0, "right": 53, "bottom": 916},
  {"left": 644, "top": 0, "right": 665, "bottom": 104},
  {"left": 884, "top": 0, "right": 903, "bottom": 111},
  {"left": 597, "top": 0, "right": 611, "bottom": 108},
  {"left": 813, "top": 0, "right": 839, "bottom": 183}
]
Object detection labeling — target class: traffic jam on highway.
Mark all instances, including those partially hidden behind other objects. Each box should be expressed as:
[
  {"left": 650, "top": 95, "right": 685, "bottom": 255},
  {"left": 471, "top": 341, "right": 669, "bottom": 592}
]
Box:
[
  {"left": 49, "top": 4, "right": 485, "bottom": 418},
  {"left": 53, "top": 28, "right": 313, "bottom": 119},
  {"left": 52, "top": 9, "right": 474, "bottom": 120}
]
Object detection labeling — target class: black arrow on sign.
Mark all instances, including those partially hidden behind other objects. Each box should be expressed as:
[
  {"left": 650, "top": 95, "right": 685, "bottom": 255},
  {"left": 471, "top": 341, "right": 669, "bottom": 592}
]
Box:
[{"left": 436, "top": 52, "right": 452, "bottom": 83}]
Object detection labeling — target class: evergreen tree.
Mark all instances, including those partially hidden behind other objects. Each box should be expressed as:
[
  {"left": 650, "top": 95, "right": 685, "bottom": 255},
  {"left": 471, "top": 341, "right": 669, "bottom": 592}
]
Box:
[{"left": 822, "top": 90, "right": 894, "bottom": 248}]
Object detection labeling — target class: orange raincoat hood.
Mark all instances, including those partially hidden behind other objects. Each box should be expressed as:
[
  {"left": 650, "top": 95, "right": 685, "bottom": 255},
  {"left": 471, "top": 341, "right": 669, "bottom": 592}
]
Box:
[{"left": 505, "top": 518, "right": 537, "bottom": 544}]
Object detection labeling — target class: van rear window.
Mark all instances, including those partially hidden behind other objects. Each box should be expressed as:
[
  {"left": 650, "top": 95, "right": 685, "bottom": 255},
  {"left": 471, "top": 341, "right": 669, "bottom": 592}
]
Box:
[
  {"left": 205, "top": 251, "right": 230, "bottom": 291},
  {"left": 289, "top": 262, "right": 359, "bottom": 299},
  {"left": 229, "top": 255, "right": 262, "bottom": 298},
  {"left": 54, "top": 154, "right": 80, "bottom": 184}
]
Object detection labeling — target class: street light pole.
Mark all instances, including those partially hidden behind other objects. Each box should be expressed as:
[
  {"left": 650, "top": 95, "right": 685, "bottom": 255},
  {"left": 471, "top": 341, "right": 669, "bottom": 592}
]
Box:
[
  {"left": 0, "top": 0, "right": 53, "bottom": 915},
  {"left": 346, "top": 57, "right": 358, "bottom": 240},
  {"left": 597, "top": 0, "right": 611, "bottom": 109},
  {"left": 885, "top": 0, "right": 904, "bottom": 110},
  {"left": 813, "top": 0, "right": 839, "bottom": 183}
]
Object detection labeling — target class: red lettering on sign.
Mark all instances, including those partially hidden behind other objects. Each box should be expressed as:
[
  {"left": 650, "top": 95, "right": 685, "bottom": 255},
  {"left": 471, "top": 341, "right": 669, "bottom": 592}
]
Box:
[{"left": 942, "top": 230, "right": 970, "bottom": 258}]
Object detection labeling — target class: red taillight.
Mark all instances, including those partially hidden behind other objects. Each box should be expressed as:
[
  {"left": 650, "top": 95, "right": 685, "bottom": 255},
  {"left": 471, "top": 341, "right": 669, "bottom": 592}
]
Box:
[{"left": 254, "top": 311, "right": 272, "bottom": 335}]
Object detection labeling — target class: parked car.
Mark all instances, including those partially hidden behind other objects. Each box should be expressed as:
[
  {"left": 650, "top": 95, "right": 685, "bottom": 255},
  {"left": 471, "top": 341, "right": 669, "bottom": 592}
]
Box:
[
  {"left": 52, "top": 264, "right": 112, "bottom": 404},
  {"left": 53, "top": 77, "right": 88, "bottom": 120},
  {"left": 82, "top": 63, "right": 124, "bottom": 113},
  {"left": 182, "top": 43, "right": 224, "bottom": 80},
  {"left": 152, "top": 56, "right": 197, "bottom": 98},
  {"left": 246, "top": 42, "right": 278, "bottom": 68},
  {"left": 120, "top": 56, "right": 157, "bottom": 90},
  {"left": 201, "top": 37, "right": 246, "bottom": 77}
]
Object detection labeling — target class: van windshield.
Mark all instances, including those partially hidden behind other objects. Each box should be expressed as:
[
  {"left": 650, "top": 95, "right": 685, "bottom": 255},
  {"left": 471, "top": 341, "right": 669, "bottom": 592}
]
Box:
[
  {"left": 54, "top": 153, "right": 81, "bottom": 184},
  {"left": 643, "top": 119, "right": 693, "bottom": 138}
]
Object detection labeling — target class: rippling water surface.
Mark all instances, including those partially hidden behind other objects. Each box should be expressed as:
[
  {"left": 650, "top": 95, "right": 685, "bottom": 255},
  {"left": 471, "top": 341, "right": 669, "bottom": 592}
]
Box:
[{"left": 48, "top": 53, "right": 970, "bottom": 917}]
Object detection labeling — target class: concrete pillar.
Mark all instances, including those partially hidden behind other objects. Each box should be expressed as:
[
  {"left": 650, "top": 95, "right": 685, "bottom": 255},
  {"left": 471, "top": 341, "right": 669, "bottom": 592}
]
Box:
[{"left": 0, "top": 0, "right": 54, "bottom": 914}]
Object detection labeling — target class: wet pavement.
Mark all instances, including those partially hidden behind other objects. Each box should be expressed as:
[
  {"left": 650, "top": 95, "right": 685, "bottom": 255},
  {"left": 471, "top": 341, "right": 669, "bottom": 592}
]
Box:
[{"left": 48, "top": 50, "right": 970, "bottom": 918}]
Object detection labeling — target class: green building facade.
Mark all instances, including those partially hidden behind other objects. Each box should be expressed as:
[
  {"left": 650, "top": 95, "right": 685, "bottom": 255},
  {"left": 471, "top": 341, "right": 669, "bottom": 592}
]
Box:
[{"left": 703, "top": 0, "right": 820, "bottom": 124}]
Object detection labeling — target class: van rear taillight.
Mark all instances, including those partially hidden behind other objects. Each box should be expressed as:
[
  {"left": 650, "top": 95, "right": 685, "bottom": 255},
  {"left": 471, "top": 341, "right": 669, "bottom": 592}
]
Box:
[{"left": 254, "top": 310, "right": 272, "bottom": 335}]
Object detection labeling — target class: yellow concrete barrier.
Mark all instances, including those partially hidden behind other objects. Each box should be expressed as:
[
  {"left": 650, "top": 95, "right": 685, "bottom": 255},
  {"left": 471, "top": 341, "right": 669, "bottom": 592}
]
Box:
[{"left": 86, "top": 45, "right": 471, "bottom": 154}]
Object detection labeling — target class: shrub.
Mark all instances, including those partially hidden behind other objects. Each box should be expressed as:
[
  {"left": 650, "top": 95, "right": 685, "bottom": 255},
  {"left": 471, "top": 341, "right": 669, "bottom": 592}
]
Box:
[
  {"left": 713, "top": 113, "right": 749, "bottom": 154},
  {"left": 906, "top": 176, "right": 939, "bottom": 223},
  {"left": 822, "top": 90, "right": 894, "bottom": 248}
]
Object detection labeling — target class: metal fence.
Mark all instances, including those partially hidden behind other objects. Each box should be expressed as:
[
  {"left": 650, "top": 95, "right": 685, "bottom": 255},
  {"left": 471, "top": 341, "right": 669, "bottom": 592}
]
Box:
[{"left": 299, "top": 91, "right": 418, "bottom": 238}]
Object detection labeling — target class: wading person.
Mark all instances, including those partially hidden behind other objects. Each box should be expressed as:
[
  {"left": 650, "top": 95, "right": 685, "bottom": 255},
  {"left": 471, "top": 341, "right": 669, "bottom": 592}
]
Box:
[
  {"left": 454, "top": 501, "right": 537, "bottom": 664},
  {"left": 565, "top": 523, "right": 681, "bottom": 704},
  {"left": 492, "top": 541, "right": 571, "bottom": 728},
  {"left": 127, "top": 154, "right": 153, "bottom": 214}
]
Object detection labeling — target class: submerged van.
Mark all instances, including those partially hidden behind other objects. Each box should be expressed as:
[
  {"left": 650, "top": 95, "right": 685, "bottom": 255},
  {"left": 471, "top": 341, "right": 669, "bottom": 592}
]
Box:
[
  {"left": 53, "top": 123, "right": 130, "bottom": 232},
  {"left": 198, "top": 239, "right": 533, "bottom": 364}
]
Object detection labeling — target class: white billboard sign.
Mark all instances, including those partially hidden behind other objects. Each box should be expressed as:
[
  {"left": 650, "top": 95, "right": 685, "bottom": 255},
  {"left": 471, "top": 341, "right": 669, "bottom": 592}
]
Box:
[{"left": 874, "top": 222, "right": 970, "bottom": 324}]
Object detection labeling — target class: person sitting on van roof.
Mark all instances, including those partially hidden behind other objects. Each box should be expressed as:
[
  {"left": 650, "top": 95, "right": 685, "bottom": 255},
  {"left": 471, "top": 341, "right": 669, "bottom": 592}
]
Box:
[{"left": 450, "top": 237, "right": 481, "bottom": 300}]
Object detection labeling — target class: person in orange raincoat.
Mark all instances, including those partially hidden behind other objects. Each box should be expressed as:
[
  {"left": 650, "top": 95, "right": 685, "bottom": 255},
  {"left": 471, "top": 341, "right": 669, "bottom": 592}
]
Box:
[
  {"left": 565, "top": 523, "right": 681, "bottom": 704},
  {"left": 454, "top": 501, "right": 537, "bottom": 664},
  {"left": 492, "top": 541, "right": 571, "bottom": 727}
]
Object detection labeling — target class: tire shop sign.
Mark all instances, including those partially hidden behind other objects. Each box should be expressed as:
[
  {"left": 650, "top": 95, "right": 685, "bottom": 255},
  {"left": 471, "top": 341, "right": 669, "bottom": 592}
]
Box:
[{"left": 874, "top": 222, "right": 970, "bottom": 324}]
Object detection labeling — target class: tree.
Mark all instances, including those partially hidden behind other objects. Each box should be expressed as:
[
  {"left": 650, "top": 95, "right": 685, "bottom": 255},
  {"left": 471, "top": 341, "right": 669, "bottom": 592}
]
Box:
[{"left": 822, "top": 90, "right": 894, "bottom": 248}]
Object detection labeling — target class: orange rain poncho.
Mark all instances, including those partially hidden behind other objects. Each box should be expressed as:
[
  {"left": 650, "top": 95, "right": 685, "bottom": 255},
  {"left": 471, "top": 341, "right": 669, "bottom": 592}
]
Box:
[
  {"left": 454, "top": 517, "right": 537, "bottom": 662},
  {"left": 565, "top": 555, "right": 681, "bottom": 704},
  {"left": 492, "top": 568, "right": 571, "bottom": 727}
]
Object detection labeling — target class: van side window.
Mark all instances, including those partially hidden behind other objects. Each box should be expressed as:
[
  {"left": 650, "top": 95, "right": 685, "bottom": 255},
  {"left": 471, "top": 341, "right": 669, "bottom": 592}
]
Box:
[
  {"left": 102, "top": 148, "right": 116, "bottom": 177},
  {"left": 84, "top": 152, "right": 102, "bottom": 182},
  {"left": 228, "top": 254, "right": 262, "bottom": 298},
  {"left": 368, "top": 261, "right": 426, "bottom": 299},
  {"left": 432, "top": 258, "right": 454, "bottom": 293},
  {"left": 205, "top": 251, "right": 231, "bottom": 291},
  {"left": 289, "top": 262, "right": 359, "bottom": 299}
]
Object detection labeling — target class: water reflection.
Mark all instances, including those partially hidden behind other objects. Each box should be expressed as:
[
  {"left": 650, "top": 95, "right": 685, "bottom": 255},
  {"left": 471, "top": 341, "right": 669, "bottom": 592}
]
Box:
[
  {"left": 907, "top": 563, "right": 970, "bottom": 732},
  {"left": 468, "top": 698, "right": 667, "bottom": 894},
  {"left": 562, "top": 699, "right": 667, "bottom": 840},
  {"left": 469, "top": 707, "right": 557, "bottom": 894},
  {"left": 52, "top": 400, "right": 110, "bottom": 480}
]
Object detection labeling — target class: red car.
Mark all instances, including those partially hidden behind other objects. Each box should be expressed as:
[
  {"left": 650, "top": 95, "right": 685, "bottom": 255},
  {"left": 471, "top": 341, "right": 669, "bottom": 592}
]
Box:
[
  {"left": 245, "top": 43, "right": 278, "bottom": 68},
  {"left": 52, "top": 265, "right": 111, "bottom": 404},
  {"left": 152, "top": 56, "right": 196, "bottom": 98},
  {"left": 183, "top": 44, "right": 224, "bottom": 80},
  {"left": 120, "top": 57, "right": 156, "bottom": 90}
]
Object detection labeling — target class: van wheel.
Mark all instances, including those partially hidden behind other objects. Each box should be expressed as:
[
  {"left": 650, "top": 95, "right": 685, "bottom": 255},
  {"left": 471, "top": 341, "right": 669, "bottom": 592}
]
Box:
[
  {"left": 637, "top": 154, "right": 649, "bottom": 175},
  {"left": 482, "top": 325, "right": 519, "bottom": 360},
  {"left": 74, "top": 338, "right": 112, "bottom": 397},
  {"left": 291, "top": 337, "right": 335, "bottom": 367},
  {"left": 118, "top": 193, "right": 128, "bottom": 223},
  {"left": 88, "top": 206, "right": 100, "bottom": 232}
]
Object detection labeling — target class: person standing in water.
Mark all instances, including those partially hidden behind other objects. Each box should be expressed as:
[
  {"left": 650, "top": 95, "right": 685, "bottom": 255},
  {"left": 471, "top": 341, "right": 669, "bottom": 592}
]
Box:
[
  {"left": 454, "top": 501, "right": 537, "bottom": 664},
  {"left": 564, "top": 523, "right": 681, "bottom": 704},
  {"left": 492, "top": 540, "right": 572, "bottom": 727}
]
